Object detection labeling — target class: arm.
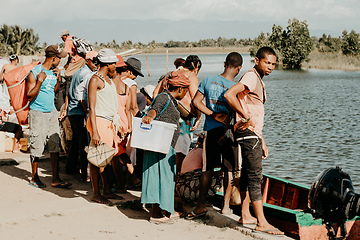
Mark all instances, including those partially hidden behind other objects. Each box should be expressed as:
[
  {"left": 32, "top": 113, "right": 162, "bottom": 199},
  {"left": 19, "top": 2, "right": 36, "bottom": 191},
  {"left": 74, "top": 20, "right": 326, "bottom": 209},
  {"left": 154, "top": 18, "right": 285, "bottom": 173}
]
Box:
[
  {"left": 224, "top": 82, "right": 252, "bottom": 130},
  {"left": 88, "top": 76, "right": 101, "bottom": 145},
  {"left": 192, "top": 90, "right": 227, "bottom": 124},
  {"left": 26, "top": 70, "right": 46, "bottom": 102},
  {"left": 125, "top": 90, "right": 132, "bottom": 133},
  {"left": 153, "top": 79, "right": 163, "bottom": 98},
  {"left": 142, "top": 109, "right": 156, "bottom": 124},
  {"left": 129, "top": 85, "right": 139, "bottom": 116},
  {"left": 0, "top": 66, "right": 5, "bottom": 81},
  {"left": 188, "top": 75, "right": 201, "bottom": 131},
  {"left": 59, "top": 95, "right": 68, "bottom": 122},
  {"left": 261, "top": 135, "right": 268, "bottom": 159},
  {"left": 52, "top": 67, "right": 61, "bottom": 93}
]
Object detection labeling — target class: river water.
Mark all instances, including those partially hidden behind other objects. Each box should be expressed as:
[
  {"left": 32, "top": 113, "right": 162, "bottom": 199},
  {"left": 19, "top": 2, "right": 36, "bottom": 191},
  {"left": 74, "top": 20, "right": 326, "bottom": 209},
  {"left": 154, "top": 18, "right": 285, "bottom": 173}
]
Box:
[{"left": 133, "top": 53, "right": 360, "bottom": 191}]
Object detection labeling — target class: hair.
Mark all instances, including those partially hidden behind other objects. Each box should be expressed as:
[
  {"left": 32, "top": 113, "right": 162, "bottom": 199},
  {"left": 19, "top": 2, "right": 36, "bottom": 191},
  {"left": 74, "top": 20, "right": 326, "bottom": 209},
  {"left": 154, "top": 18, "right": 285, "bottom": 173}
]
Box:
[
  {"left": 116, "top": 65, "right": 128, "bottom": 74},
  {"left": 174, "top": 58, "right": 185, "bottom": 69},
  {"left": 9, "top": 54, "right": 18, "bottom": 62},
  {"left": 167, "top": 84, "right": 182, "bottom": 92},
  {"left": 225, "top": 52, "right": 243, "bottom": 68},
  {"left": 183, "top": 55, "right": 202, "bottom": 71},
  {"left": 140, "top": 87, "right": 152, "bottom": 101},
  {"left": 99, "top": 62, "right": 115, "bottom": 68},
  {"left": 256, "top": 47, "right": 277, "bottom": 60}
]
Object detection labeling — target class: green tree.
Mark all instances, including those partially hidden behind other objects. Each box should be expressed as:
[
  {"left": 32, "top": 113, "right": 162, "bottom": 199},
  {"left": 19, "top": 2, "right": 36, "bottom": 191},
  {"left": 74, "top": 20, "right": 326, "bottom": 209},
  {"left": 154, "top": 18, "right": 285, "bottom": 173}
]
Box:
[
  {"left": 249, "top": 32, "right": 270, "bottom": 57},
  {"left": 316, "top": 34, "right": 341, "bottom": 53},
  {"left": 281, "top": 18, "right": 313, "bottom": 69},
  {"left": 341, "top": 30, "right": 360, "bottom": 56}
]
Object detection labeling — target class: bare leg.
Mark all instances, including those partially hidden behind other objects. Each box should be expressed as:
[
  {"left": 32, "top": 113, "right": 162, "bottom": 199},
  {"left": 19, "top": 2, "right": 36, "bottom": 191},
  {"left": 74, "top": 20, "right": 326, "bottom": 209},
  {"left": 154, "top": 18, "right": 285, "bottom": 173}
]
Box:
[
  {"left": 50, "top": 152, "right": 62, "bottom": 184},
  {"left": 90, "top": 164, "right": 110, "bottom": 204},
  {"left": 111, "top": 156, "right": 127, "bottom": 193},
  {"left": 119, "top": 153, "right": 141, "bottom": 187},
  {"left": 30, "top": 157, "right": 41, "bottom": 183},
  {"left": 252, "top": 200, "right": 284, "bottom": 235},
  {"left": 152, "top": 204, "right": 164, "bottom": 218},
  {"left": 238, "top": 191, "right": 257, "bottom": 224},
  {"left": 176, "top": 152, "right": 185, "bottom": 174},
  {"left": 193, "top": 170, "right": 213, "bottom": 214},
  {"left": 222, "top": 171, "right": 233, "bottom": 214},
  {"left": 102, "top": 165, "right": 124, "bottom": 200}
]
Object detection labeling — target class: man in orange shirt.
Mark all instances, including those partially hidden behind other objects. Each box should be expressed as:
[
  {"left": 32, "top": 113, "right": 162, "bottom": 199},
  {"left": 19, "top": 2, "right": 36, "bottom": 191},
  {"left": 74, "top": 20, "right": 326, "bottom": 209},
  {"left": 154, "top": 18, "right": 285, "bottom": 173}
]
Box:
[
  {"left": 225, "top": 47, "right": 284, "bottom": 236},
  {"left": 56, "top": 30, "right": 86, "bottom": 110}
]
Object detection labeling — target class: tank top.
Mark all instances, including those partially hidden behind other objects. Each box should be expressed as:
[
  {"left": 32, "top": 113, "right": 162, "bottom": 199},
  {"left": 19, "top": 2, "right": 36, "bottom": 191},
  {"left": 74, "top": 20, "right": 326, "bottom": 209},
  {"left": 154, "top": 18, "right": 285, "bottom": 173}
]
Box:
[
  {"left": 95, "top": 75, "right": 118, "bottom": 119},
  {"left": 117, "top": 85, "right": 129, "bottom": 131}
]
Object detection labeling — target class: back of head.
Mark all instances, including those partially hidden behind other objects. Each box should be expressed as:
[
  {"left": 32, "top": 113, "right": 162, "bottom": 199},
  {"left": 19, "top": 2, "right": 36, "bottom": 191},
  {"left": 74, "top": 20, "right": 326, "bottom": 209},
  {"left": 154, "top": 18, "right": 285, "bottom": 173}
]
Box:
[
  {"left": 225, "top": 52, "right": 243, "bottom": 68},
  {"left": 9, "top": 54, "right": 18, "bottom": 62},
  {"left": 183, "top": 55, "right": 202, "bottom": 71},
  {"left": 256, "top": 47, "right": 277, "bottom": 60},
  {"left": 174, "top": 58, "right": 185, "bottom": 69}
]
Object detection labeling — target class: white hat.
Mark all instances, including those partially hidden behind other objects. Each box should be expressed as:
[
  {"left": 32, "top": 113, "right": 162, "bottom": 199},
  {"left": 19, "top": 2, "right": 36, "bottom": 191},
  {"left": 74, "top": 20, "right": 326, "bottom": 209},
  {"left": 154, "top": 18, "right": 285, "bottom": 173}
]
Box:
[
  {"left": 143, "top": 85, "right": 156, "bottom": 99},
  {"left": 97, "top": 49, "right": 118, "bottom": 63},
  {"left": 59, "top": 29, "right": 70, "bottom": 38}
]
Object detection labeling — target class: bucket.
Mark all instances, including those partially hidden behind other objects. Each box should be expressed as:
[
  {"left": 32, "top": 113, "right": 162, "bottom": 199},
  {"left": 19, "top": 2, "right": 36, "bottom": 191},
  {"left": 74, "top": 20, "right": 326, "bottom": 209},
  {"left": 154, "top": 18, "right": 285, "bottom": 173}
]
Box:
[{"left": 130, "top": 117, "right": 177, "bottom": 154}]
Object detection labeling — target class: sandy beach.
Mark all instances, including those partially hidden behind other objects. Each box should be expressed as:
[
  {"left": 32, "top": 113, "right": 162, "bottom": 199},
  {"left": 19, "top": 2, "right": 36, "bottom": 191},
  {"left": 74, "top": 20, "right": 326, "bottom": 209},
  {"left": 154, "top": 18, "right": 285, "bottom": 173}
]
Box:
[{"left": 0, "top": 151, "right": 292, "bottom": 240}]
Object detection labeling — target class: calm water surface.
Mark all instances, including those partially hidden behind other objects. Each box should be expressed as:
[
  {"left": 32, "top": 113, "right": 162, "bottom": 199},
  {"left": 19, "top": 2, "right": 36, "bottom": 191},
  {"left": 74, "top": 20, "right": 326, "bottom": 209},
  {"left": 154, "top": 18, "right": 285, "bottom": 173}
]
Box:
[{"left": 134, "top": 53, "right": 360, "bottom": 191}]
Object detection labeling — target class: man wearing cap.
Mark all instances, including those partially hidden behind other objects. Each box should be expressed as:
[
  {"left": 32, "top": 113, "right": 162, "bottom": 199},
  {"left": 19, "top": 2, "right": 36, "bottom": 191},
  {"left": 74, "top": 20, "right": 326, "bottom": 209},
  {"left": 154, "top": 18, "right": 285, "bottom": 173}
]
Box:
[
  {"left": 61, "top": 51, "right": 99, "bottom": 180},
  {"left": 26, "top": 45, "right": 71, "bottom": 188},
  {"left": 56, "top": 29, "right": 86, "bottom": 110},
  {"left": 121, "top": 57, "right": 144, "bottom": 117},
  {"left": 87, "top": 48, "right": 123, "bottom": 204}
]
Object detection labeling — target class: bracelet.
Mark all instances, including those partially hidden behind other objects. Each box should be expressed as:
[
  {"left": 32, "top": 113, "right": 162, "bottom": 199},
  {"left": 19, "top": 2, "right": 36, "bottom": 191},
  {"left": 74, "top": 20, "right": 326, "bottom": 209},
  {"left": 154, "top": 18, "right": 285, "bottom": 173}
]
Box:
[{"left": 240, "top": 117, "right": 250, "bottom": 123}]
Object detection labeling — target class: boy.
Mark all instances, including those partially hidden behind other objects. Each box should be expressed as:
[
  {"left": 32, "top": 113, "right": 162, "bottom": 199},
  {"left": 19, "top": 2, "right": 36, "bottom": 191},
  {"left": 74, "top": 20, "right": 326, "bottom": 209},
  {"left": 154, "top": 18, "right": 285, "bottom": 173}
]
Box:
[
  {"left": 188, "top": 52, "right": 243, "bottom": 218},
  {"left": 224, "top": 47, "right": 284, "bottom": 235}
]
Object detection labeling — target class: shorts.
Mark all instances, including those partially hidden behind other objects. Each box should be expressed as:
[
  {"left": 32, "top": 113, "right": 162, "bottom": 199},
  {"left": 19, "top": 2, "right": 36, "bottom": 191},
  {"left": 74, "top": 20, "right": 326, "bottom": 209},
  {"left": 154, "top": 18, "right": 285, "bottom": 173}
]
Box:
[
  {"left": 29, "top": 109, "right": 60, "bottom": 157},
  {"left": 202, "top": 127, "right": 235, "bottom": 172},
  {"left": 175, "top": 133, "right": 191, "bottom": 155}
]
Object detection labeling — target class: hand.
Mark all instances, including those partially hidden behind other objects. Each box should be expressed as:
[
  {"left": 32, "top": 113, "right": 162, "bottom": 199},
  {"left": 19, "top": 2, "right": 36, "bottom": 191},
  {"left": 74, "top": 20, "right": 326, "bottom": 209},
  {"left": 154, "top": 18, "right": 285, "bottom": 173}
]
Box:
[
  {"left": 262, "top": 142, "right": 268, "bottom": 159},
  {"left": 52, "top": 68, "right": 60, "bottom": 78},
  {"left": 234, "top": 118, "right": 252, "bottom": 131},
  {"left": 142, "top": 116, "right": 153, "bottom": 124},
  {"left": 58, "top": 110, "right": 67, "bottom": 122},
  {"left": 64, "top": 64, "right": 69, "bottom": 70},
  {"left": 37, "top": 70, "right": 46, "bottom": 83},
  {"left": 92, "top": 132, "right": 101, "bottom": 146},
  {"left": 211, "top": 112, "right": 227, "bottom": 125},
  {"left": 190, "top": 117, "right": 201, "bottom": 132}
]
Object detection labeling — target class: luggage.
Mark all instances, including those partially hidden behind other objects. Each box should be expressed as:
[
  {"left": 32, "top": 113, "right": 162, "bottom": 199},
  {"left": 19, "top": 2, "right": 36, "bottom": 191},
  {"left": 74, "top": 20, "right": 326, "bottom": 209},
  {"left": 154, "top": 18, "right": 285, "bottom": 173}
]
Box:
[{"left": 3, "top": 61, "right": 41, "bottom": 125}]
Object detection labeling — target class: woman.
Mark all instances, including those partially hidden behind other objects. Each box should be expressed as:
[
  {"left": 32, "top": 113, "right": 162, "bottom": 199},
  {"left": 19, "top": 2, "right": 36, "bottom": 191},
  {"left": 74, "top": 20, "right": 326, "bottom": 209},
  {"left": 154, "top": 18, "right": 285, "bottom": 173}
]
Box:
[{"left": 141, "top": 72, "right": 190, "bottom": 224}]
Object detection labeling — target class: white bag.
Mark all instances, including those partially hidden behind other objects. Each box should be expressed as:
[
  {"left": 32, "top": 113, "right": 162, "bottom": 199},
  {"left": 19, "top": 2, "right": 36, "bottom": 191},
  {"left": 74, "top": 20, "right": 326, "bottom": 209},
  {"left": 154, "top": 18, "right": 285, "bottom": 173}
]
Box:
[{"left": 87, "top": 141, "right": 116, "bottom": 167}]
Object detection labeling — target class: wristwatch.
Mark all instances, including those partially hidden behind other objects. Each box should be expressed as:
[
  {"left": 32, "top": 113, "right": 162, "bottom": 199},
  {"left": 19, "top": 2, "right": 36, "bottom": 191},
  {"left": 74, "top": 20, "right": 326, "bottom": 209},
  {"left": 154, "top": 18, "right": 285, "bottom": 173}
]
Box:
[{"left": 240, "top": 117, "right": 251, "bottom": 123}]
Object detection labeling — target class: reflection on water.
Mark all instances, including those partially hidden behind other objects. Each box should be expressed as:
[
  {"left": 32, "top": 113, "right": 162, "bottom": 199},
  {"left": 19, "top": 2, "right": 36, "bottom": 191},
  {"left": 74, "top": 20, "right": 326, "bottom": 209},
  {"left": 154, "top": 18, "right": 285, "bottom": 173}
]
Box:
[{"left": 133, "top": 53, "right": 360, "bottom": 191}]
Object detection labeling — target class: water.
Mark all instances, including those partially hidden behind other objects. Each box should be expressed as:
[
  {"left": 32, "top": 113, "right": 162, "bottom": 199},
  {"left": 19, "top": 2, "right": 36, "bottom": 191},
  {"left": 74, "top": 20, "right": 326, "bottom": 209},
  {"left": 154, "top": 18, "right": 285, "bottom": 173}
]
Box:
[{"left": 133, "top": 53, "right": 360, "bottom": 191}]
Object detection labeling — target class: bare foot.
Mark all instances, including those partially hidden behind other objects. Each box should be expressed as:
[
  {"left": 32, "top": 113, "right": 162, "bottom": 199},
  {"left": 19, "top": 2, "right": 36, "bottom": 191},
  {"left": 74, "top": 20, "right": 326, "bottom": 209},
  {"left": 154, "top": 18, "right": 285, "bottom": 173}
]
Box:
[
  {"left": 102, "top": 192, "right": 124, "bottom": 200},
  {"left": 238, "top": 216, "right": 257, "bottom": 224},
  {"left": 91, "top": 194, "right": 111, "bottom": 204},
  {"left": 221, "top": 207, "right": 233, "bottom": 215},
  {"left": 255, "top": 223, "right": 284, "bottom": 235}
]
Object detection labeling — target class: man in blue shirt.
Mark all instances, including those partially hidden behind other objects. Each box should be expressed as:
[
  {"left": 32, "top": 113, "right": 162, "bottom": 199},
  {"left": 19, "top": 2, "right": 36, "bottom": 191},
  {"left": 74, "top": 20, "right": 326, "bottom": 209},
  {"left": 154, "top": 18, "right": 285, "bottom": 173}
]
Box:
[
  {"left": 61, "top": 51, "right": 98, "bottom": 180},
  {"left": 187, "top": 52, "right": 243, "bottom": 218},
  {"left": 27, "top": 45, "right": 71, "bottom": 188}
]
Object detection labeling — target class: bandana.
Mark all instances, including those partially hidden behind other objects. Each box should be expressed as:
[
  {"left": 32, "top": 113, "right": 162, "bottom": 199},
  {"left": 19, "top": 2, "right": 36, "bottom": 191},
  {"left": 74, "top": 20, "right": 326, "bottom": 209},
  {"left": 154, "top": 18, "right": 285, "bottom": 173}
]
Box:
[{"left": 167, "top": 71, "right": 190, "bottom": 88}]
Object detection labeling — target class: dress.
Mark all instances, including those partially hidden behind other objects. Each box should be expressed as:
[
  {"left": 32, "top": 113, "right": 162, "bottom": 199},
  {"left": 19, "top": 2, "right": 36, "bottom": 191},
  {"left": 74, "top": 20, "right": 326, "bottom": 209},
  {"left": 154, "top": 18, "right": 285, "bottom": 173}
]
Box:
[
  {"left": 141, "top": 90, "right": 180, "bottom": 214},
  {"left": 116, "top": 85, "right": 129, "bottom": 155}
]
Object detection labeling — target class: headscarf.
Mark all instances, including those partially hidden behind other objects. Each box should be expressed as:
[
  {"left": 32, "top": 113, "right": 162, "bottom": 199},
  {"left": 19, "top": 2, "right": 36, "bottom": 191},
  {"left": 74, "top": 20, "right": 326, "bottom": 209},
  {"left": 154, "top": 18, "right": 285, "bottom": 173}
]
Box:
[{"left": 166, "top": 71, "right": 190, "bottom": 88}]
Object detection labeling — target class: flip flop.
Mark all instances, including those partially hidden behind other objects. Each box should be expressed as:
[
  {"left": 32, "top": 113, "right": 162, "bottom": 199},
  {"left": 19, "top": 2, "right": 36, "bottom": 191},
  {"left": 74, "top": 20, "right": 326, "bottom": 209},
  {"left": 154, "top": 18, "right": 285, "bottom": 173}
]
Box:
[
  {"left": 238, "top": 220, "right": 257, "bottom": 226},
  {"left": 29, "top": 181, "right": 46, "bottom": 188},
  {"left": 51, "top": 181, "right": 72, "bottom": 188},
  {"left": 149, "top": 217, "right": 173, "bottom": 224},
  {"left": 253, "top": 228, "right": 284, "bottom": 236},
  {"left": 184, "top": 210, "right": 207, "bottom": 220},
  {"left": 111, "top": 188, "right": 128, "bottom": 194}
]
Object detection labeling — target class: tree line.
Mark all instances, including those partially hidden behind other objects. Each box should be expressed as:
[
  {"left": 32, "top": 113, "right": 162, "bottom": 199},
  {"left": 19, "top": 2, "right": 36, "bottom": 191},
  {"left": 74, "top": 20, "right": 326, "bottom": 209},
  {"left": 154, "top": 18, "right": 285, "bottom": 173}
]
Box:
[{"left": 1, "top": 20, "right": 359, "bottom": 69}]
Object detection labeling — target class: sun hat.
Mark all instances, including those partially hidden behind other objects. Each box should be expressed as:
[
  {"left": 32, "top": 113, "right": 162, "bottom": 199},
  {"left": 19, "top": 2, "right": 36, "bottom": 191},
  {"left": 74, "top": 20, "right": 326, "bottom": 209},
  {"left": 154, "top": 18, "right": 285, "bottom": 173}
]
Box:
[
  {"left": 116, "top": 55, "right": 126, "bottom": 68},
  {"left": 167, "top": 71, "right": 190, "bottom": 87},
  {"left": 45, "top": 45, "right": 68, "bottom": 58},
  {"left": 97, "top": 49, "right": 118, "bottom": 63},
  {"left": 59, "top": 29, "right": 70, "bottom": 38},
  {"left": 85, "top": 51, "right": 98, "bottom": 60},
  {"left": 125, "top": 57, "right": 144, "bottom": 77},
  {"left": 141, "top": 85, "right": 156, "bottom": 99}
]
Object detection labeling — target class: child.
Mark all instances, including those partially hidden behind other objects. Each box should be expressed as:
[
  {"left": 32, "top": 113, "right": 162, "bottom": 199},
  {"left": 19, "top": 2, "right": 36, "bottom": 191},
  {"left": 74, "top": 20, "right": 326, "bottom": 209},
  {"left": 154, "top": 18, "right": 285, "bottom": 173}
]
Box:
[{"left": 141, "top": 71, "right": 190, "bottom": 224}]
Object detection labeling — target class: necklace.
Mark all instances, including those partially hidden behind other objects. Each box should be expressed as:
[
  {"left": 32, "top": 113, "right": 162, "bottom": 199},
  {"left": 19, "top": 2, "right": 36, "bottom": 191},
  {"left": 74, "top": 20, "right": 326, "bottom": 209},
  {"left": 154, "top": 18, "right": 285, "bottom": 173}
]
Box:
[{"left": 95, "top": 72, "right": 111, "bottom": 84}]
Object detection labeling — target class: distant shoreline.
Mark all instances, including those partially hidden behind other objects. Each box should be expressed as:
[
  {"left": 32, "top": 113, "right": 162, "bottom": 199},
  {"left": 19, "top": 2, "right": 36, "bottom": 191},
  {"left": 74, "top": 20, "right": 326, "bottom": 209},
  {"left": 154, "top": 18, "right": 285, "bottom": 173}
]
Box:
[{"left": 131, "top": 46, "right": 251, "bottom": 55}]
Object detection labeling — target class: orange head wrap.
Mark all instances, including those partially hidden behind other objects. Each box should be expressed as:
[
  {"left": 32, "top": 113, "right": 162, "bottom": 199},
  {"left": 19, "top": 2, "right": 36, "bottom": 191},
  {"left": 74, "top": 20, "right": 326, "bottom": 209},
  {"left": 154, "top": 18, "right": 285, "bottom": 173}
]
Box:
[{"left": 166, "top": 71, "right": 190, "bottom": 88}]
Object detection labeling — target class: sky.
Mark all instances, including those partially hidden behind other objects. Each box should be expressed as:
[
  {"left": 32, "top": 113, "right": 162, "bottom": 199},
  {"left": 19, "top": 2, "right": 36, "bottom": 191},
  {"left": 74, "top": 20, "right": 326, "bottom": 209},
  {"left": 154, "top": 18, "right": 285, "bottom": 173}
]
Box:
[{"left": 1, "top": 0, "right": 359, "bottom": 45}]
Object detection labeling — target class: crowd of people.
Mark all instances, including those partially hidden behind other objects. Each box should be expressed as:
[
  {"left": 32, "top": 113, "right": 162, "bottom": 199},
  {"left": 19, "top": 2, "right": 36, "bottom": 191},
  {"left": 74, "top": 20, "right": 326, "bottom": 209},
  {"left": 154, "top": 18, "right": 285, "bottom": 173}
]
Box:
[{"left": 0, "top": 29, "right": 284, "bottom": 236}]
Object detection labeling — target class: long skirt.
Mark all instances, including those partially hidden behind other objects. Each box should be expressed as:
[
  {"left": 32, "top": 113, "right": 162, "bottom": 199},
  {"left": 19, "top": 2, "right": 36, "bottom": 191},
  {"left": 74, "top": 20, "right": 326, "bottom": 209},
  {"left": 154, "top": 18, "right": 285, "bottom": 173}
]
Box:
[{"left": 141, "top": 147, "right": 176, "bottom": 214}]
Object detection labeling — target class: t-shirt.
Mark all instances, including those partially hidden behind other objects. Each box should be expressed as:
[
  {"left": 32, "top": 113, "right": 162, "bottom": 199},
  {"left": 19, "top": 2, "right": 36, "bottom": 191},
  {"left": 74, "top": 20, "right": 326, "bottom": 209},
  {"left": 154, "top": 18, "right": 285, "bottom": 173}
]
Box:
[
  {"left": 29, "top": 64, "right": 58, "bottom": 112},
  {"left": 68, "top": 65, "right": 93, "bottom": 116},
  {"left": 236, "top": 68, "right": 266, "bottom": 137},
  {"left": 64, "top": 36, "right": 82, "bottom": 63},
  {"left": 197, "top": 75, "right": 235, "bottom": 131}
]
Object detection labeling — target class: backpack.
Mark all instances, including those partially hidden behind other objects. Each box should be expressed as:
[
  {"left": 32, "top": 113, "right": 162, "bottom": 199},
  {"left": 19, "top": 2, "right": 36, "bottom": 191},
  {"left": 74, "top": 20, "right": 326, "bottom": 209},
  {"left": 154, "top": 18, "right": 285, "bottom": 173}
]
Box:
[{"left": 72, "top": 36, "right": 93, "bottom": 58}]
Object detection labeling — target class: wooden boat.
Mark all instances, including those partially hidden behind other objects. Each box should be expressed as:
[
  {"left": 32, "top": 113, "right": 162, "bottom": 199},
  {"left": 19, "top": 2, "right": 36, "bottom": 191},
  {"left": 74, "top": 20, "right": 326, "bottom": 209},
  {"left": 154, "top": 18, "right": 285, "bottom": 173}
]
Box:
[{"left": 214, "top": 173, "right": 360, "bottom": 239}]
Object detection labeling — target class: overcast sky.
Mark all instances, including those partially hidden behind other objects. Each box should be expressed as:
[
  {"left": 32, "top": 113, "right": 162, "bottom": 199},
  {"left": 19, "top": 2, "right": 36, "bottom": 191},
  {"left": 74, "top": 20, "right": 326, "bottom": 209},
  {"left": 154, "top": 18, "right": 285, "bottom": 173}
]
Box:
[{"left": 1, "top": 0, "right": 359, "bottom": 44}]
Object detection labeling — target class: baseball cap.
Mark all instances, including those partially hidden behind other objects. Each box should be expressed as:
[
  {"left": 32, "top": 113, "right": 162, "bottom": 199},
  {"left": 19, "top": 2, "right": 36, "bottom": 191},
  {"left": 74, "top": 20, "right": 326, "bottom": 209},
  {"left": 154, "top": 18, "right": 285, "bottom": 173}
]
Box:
[
  {"left": 45, "top": 45, "right": 68, "bottom": 58},
  {"left": 116, "top": 55, "right": 126, "bottom": 68},
  {"left": 59, "top": 29, "right": 70, "bottom": 38},
  {"left": 85, "top": 51, "right": 98, "bottom": 60},
  {"left": 97, "top": 49, "right": 118, "bottom": 63},
  {"left": 125, "top": 57, "right": 144, "bottom": 77}
]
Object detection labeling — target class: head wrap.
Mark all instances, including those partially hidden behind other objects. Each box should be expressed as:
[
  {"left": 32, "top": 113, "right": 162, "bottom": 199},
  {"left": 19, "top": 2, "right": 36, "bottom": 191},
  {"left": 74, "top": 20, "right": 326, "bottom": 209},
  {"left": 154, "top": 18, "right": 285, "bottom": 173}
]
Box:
[{"left": 166, "top": 71, "right": 190, "bottom": 88}]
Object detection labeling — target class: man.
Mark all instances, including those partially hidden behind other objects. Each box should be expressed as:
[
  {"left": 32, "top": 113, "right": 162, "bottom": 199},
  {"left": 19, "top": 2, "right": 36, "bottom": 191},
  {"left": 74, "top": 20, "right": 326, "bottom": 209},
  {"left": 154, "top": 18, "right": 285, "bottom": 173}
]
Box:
[
  {"left": 26, "top": 45, "right": 71, "bottom": 188},
  {"left": 61, "top": 51, "right": 98, "bottom": 180},
  {"left": 0, "top": 55, "right": 19, "bottom": 81},
  {"left": 188, "top": 52, "right": 243, "bottom": 218},
  {"left": 224, "top": 47, "right": 284, "bottom": 236},
  {"left": 56, "top": 30, "right": 86, "bottom": 110}
]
